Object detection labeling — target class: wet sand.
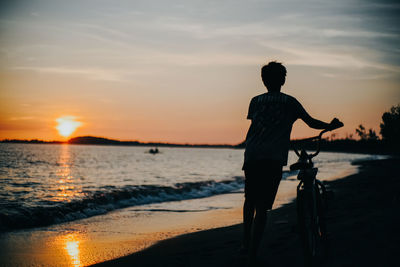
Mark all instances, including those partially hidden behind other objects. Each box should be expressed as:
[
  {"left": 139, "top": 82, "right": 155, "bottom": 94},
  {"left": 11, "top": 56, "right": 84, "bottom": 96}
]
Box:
[
  {"left": 0, "top": 192, "right": 244, "bottom": 267},
  {"left": 93, "top": 158, "right": 400, "bottom": 267}
]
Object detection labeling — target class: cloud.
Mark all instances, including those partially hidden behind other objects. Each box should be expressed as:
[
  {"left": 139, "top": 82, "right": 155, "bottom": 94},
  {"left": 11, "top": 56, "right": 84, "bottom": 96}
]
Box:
[
  {"left": 13, "top": 66, "right": 127, "bottom": 82},
  {"left": 259, "top": 41, "right": 400, "bottom": 74},
  {"left": 2, "top": 0, "right": 400, "bottom": 81},
  {"left": 321, "top": 29, "right": 398, "bottom": 39}
]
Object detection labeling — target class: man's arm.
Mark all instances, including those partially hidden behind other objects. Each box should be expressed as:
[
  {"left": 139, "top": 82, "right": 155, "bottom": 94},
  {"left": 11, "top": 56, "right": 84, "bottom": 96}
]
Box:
[
  {"left": 295, "top": 100, "right": 331, "bottom": 129},
  {"left": 300, "top": 111, "right": 331, "bottom": 129}
]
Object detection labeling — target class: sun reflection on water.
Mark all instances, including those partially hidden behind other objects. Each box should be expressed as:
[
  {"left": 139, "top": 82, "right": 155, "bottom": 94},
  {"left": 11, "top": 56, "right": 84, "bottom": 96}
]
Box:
[
  {"left": 64, "top": 234, "right": 82, "bottom": 267},
  {"left": 52, "top": 144, "right": 83, "bottom": 202}
]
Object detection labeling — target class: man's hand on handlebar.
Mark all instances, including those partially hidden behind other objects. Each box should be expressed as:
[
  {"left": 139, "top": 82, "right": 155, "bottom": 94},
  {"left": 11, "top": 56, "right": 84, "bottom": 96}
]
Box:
[{"left": 327, "top": 118, "right": 344, "bottom": 131}]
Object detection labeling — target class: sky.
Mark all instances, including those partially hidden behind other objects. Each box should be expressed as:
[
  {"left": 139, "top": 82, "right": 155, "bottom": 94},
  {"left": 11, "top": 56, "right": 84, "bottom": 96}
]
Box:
[{"left": 0, "top": 0, "right": 399, "bottom": 144}]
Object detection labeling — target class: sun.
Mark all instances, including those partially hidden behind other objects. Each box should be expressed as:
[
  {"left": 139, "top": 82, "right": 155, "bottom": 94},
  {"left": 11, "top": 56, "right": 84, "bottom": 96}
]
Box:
[{"left": 56, "top": 116, "right": 82, "bottom": 138}]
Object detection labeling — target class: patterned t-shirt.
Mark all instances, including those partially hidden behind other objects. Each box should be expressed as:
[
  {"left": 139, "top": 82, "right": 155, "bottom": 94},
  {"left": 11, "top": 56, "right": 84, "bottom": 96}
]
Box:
[{"left": 244, "top": 92, "right": 307, "bottom": 166}]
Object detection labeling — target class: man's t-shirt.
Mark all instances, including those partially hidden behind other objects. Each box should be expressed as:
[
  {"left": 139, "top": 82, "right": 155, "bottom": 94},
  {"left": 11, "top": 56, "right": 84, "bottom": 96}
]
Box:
[{"left": 244, "top": 92, "right": 307, "bottom": 166}]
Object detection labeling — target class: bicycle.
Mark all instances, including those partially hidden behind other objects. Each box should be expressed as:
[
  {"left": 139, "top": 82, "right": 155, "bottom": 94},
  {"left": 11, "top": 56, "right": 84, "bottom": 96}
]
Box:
[{"left": 290, "top": 121, "right": 343, "bottom": 266}]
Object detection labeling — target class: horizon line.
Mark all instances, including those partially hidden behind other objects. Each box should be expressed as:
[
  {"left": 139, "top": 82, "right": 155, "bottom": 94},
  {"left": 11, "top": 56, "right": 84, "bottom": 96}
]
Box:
[{"left": 0, "top": 135, "right": 242, "bottom": 147}]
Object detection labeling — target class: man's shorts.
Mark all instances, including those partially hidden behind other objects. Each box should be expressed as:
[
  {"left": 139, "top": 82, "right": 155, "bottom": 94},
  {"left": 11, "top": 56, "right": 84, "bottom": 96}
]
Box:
[{"left": 243, "top": 160, "right": 283, "bottom": 210}]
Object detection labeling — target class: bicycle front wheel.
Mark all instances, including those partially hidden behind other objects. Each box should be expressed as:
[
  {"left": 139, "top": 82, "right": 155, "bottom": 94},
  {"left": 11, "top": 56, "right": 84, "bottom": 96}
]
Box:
[{"left": 297, "top": 188, "right": 320, "bottom": 266}]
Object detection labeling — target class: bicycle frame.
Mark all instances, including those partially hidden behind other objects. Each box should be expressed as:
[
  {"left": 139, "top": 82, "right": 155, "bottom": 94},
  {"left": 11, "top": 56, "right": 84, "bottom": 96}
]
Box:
[
  {"left": 291, "top": 129, "right": 331, "bottom": 265},
  {"left": 291, "top": 121, "right": 343, "bottom": 265}
]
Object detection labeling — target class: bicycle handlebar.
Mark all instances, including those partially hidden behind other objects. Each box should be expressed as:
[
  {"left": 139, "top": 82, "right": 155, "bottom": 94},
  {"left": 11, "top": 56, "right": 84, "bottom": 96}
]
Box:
[{"left": 292, "top": 119, "right": 344, "bottom": 159}]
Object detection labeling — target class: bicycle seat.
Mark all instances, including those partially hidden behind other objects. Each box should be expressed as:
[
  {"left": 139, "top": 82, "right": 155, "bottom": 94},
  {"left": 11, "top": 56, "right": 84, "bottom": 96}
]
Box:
[{"left": 290, "top": 161, "right": 313, "bottom": 171}]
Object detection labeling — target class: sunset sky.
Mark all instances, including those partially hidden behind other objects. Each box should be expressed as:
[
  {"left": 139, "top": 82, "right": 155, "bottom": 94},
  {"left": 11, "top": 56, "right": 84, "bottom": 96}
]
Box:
[{"left": 0, "top": 0, "right": 399, "bottom": 144}]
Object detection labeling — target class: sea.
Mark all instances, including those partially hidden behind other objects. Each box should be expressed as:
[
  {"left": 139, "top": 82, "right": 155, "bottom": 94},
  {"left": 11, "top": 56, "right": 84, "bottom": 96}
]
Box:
[
  {"left": 0, "top": 143, "right": 384, "bottom": 232},
  {"left": 0, "top": 143, "right": 386, "bottom": 266}
]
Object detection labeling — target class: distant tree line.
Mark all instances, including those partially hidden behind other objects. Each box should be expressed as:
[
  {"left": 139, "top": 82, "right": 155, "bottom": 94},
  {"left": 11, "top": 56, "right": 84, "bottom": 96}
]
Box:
[
  {"left": 380, "top": 105, "right": 400, "bottom": 149},
  {"left": 352, "top": 104, "right": 399, "bottom": 145},
  {"left": 355, "top": 124, "right": 378, "bottom": 141}
]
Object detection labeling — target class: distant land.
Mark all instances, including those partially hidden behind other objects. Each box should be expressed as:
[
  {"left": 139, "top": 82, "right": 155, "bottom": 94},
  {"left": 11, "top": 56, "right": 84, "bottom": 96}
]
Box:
[
  {"left": 0, "top": 136, "right": 234, "bottom": 148},
  {"left": 0, "top": 136, "right": 396, "bottom": 155},
  {"left": 68, "top": 136, "right": 234, "bottom": 148}
]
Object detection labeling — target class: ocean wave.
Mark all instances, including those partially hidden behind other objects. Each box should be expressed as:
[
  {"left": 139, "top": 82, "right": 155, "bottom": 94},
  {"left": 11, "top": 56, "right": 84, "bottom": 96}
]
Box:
[
  {"left": 0, "top": 177, "right": 244, "bottom": 231},
  {"left": 0, "top": 169, "right": 298, "bottom": 231}
]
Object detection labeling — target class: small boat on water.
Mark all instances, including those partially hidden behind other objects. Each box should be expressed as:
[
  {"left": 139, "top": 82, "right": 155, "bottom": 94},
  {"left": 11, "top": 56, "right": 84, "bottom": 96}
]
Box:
[{"left": 149, "top": 148, "right": 159, "bottom": 154}]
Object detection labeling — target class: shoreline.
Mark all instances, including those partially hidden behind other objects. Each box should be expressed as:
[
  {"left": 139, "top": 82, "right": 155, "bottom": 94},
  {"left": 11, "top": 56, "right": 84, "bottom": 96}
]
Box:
[{"left": 93, "top": 158, "right": 400, "bottom": 267}]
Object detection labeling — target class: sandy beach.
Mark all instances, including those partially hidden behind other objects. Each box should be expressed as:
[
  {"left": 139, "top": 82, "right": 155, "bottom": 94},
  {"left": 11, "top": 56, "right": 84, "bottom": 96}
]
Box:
[{"left": 93, "top": 158, "right": 400, "bottom": 267}]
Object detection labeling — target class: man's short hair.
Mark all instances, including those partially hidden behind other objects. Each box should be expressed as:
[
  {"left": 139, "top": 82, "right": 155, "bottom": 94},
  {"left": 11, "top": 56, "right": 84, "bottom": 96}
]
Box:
[{"left": 261, "top": 61, "right": 287, "bottom": 90}]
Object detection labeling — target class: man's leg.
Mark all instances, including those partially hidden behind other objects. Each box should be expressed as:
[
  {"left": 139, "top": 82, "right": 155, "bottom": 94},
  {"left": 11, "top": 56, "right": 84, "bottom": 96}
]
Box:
[
  {"left": 242, "top": 198, "right": 255, "bottom": 250},
  {"left": 249, "top": 163, "right": 282, "bottom": 259},
  {"left": 249, "top": 205, "right": 268, "bottom": 258}
]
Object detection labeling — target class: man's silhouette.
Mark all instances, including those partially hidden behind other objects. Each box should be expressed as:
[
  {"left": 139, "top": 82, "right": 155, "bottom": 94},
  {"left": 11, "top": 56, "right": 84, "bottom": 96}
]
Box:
[{"left": 242, "top": 61, "right": 339, "bottom": 263}]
